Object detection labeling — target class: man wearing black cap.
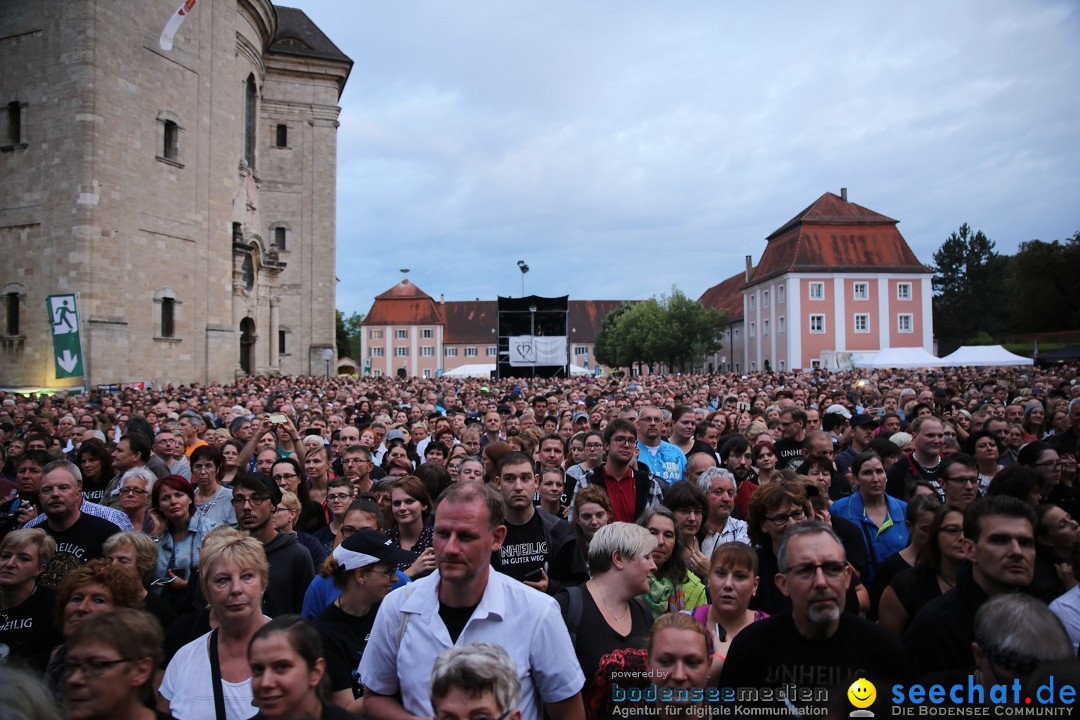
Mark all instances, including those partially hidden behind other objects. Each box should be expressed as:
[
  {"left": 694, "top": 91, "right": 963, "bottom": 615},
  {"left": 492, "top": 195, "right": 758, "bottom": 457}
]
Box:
[
  {"left": 313, "top": 528, "right": 417, "bottom": 707},
  {"left": 836, "top": 414, "right": 878, "bottom": 480},
  {"left": 231, "top": 473, "right": 314, "bottom": 617}
]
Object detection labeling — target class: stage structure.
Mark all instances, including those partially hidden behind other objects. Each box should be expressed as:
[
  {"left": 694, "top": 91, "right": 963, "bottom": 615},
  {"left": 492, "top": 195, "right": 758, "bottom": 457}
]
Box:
[{"left": 496, "top": 296, "right": 569, "bottom": 378}]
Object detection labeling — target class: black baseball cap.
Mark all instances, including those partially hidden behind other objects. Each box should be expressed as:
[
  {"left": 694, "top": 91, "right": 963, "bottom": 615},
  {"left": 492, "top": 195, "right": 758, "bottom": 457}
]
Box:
[{"left": 332, "top": 529, "right": 418, "bottom": 570}]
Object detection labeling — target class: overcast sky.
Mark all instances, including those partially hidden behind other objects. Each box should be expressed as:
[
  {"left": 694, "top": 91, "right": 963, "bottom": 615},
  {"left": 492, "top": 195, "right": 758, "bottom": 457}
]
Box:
[{"left": 280, "top": 1, "right": 1080, "bottom": 317}]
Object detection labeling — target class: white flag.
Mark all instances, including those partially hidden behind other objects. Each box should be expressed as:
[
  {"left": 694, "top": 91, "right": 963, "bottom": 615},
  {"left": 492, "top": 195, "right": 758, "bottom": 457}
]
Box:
[{"left": 159, "top": 0, "right": 198, "bottom": 51}]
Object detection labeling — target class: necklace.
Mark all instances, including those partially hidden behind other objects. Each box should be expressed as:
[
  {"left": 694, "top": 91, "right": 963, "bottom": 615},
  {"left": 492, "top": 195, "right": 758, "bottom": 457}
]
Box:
[
  {"left": 594, "top": 580, "right": 628, "bottom": 622},
  {"left": 938, "top": 573, "right": 955, "bottom": 589}
]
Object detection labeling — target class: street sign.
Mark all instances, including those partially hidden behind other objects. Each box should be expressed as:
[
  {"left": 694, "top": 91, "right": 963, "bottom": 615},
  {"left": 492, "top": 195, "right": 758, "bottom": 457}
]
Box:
[{"left": 46, "top": 294, "right": 84, "bottom": 379}]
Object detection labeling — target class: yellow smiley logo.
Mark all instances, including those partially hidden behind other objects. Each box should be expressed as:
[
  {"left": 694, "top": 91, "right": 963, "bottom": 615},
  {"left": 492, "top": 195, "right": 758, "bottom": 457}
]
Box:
[{"left": 847, "top": 677, "right": 876, "bottom": 709}]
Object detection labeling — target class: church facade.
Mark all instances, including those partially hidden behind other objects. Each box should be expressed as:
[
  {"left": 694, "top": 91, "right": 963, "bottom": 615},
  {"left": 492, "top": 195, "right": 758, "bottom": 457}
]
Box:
[{"left": 0, "top": 0, "right": 350, "bottom": 389}]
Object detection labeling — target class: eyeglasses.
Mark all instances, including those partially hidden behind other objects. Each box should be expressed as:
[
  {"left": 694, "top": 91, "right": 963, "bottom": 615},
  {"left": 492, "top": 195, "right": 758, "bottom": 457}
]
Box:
[
  {"left": 610, "top": 437, "right": 636, "bottom": 446},
  {"left": 584, "top": 443, "right": 604, "bottom": 449},
  {"left": 943, "top": 476, "right": 979, "bottom": 486},
  {"left": 61, "top": 657, "right": 132, "bottom": 678},
  {"left": 118, "top": 487, "right": 147, "bottom": 496},
  {"left": 365, "top": 565, "right": 398, "bottom": 577},
  {"left": 192, "top": 463, "right": 217, "bottom": 473},
  {"left": 939, "top": 524, "right": 964, "bottom": 536},
  {"left": 766, "top": 509, "right": 805, "bottom": 526},
  {"left": 271, "top": 473, "right": 298, "bottom": 482},
  {"left": 1035, "top": 460, "right": 1063, "bottom": 469},
  {"left": 327, "top": 493, "right": 352, "bottom": 502},
  {"left": 230, "top": 496, "right": 271, "bottom": 508},
  {"left": 781, "top": 561, "right": 848, "bottom": 581}
]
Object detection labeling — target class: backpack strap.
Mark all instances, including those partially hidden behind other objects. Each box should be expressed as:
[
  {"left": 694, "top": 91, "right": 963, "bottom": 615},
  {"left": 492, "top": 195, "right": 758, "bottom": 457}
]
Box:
[{"left": 565, "top": 584, "right": 584, "bottom": 646}]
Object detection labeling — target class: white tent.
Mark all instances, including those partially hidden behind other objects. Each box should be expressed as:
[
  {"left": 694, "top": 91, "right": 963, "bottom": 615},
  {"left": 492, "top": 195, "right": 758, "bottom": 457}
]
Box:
[
  {"left": 940, "top": 345, "right": 1034, "bottom": 367},
  {"left": 569, "top": 364, "right": 590, "bottom": 376},
  {"left": 441, "top": 363, "right": 495, "bottom": 377},
  {"left": 856, "top": 347, "right": 946, "bottom": 369}
]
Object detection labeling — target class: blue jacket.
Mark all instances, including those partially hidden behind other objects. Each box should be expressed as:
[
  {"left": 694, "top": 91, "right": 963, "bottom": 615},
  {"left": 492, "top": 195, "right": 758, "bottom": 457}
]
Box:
[{"left": 828, "top": 492, "right": 909, "bottom": 585}]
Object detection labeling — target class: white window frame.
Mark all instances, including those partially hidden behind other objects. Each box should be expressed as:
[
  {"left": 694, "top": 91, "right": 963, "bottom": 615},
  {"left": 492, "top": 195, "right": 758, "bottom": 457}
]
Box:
[
  {"left": 897, "top": 282, "right": 912, "bottom": 301},
  {"left": 369, "top": 347, "right": 384, "bottom": 357},
  {"left": 465, "top": 347, "right": 477, "bottom": 357},
  {"left": 809, "top": 282, "right": 824, "bottom": 300},
  {"left": 809, "top": 314, "right": 826, "bottom": 334},
  {"left": 778, "top": 316, "right": 785, "bottom": 335},
  {"left": 369, "top": 329, "right": 383, "bottom": 339},
  {"left": 749, "top": 322, "right": 756, "bottom": 338},
  {"left": 762, "top": 290, "right": 770, "bottom": 308},
  {"left": 763, "top": 319, "right": 770, "bottom": 336},
  {"left": 395, "top": 329, "right": 408, "bottom": 339},
  {"left": 372, "top": 369, "right": 383, "bottom": 377},
  {"left": 420, "top": 346, "right": 434, "bottom": 357},
  {"left": 898, "top": 314, "right": 914, "bottom": 333},
  {"left": 395, "top": 346, "right": 409, "bottom": 357},
  {"left": 422, "top": 328, "right": 433, "bottom": 339},
  {"left": 854, "top": 313, "right": 870, "bottom": 333},
  {"left": 777, "top": 286, "right": 785, "bottom": 304},
  {"left": 853, "top": 282, "right": 869, "bottom": 300},
  {"left": 749, "top": 295, "right": 756, "bottom": 311},
  {"left": 485, "top": 347, "right": 497, "bottom": 357},
  {"left": 444, "top": 347, "right": 458, "bottom": 357},
  {"left": 779, "top": 360, "right": 786, "bottom": 371},
  {"left": 811, "top": 359, "right": 821, "bottom": 370},
  {"left": 422, "top": 369, "right": 432, "bottom": 378},
  {"left": 574, "top": 346, "right": 588, "bottom": 356}
]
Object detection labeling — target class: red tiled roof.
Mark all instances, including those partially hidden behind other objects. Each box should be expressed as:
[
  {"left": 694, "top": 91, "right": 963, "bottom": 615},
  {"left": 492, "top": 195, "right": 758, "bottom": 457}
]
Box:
[
  {"left": 443, "top": 301, "right": 498, "bottom": 343},
  {"left": 699, "top": 272, "right": 745, "bottom": 321},
  {"left": 569, "top": 300, "right": 629, "bottom": 342},
  {"left": 749, "top": 192, "right": 930, "bottom": 285},
  {"left": 362, "top": 279, "right": 443, "bottom": 326}
]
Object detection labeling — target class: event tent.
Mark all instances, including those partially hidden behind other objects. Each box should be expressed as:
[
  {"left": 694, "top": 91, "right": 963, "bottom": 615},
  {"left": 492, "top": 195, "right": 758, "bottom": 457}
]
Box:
[
  {"left": 856, "top": 347, "right": 947, "bottom": 369},
  {"left": 939, "top": 345, "right": 1034, "bottom": 367},
  {"left": 441, "top": 363, "right": 495, "bottom": 377}
]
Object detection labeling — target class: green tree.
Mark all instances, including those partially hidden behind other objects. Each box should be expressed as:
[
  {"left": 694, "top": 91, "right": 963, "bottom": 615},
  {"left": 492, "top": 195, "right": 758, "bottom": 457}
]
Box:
[
  {"left": 593, "top": 287, "right": 725, "bottom": 373},
  {"left": 335, "top": 310, "right": 366, "bottom": 359},
  {"left": 932, "top": 223, "right": 1008, "bottom": 344},
  {"left": 1008, "top": 231, "right": 1080, "bottom": 333}
]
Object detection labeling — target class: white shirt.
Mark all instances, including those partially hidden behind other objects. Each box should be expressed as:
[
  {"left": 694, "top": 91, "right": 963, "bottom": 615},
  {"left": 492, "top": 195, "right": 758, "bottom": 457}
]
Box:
[
  {"left": 359, "top": 569, "right": 584, "bottom": 720},
  {"left": 701, "top": 516, "right": 751, "bottom": 558},
  {"left": 1050, "top": 585, "right": 1080, "bottom": 654},
  {"left": 160, "top": 630, "right": 257, "bottom": 720}
]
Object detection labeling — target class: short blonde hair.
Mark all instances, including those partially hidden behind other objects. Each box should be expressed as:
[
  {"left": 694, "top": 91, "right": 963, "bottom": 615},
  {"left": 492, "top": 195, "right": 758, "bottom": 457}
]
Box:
[
  {"left": 103, "top": 532, "right": 159, "bottom": 585},
  {"left": 198, "top": 532, "right": 268, "bottom": 598},
  {"left": 588, "top": 522, "right": 656, "bottom": 575},
  {"left": 279, "top": 490, "right": 301, "bottom": 517},
  {"left": 0, "top": 528, "right": 56, "bottom": 569}
]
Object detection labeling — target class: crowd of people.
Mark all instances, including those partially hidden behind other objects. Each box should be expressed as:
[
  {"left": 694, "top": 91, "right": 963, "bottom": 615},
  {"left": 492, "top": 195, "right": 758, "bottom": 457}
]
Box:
[{"left": 2, "top": 365, "right": 1080, "bottom": 717}]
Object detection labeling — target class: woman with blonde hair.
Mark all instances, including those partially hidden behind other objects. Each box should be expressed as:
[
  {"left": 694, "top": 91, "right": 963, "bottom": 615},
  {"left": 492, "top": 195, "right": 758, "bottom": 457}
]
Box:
[{"left": 159, "top": 532, "right": 271, "bottom": 720}]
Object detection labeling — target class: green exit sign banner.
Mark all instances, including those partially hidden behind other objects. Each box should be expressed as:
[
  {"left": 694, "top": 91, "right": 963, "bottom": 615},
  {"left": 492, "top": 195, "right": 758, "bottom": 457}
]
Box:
[{"left": 47, "top": 293, "right": 84, "bottom": 379}]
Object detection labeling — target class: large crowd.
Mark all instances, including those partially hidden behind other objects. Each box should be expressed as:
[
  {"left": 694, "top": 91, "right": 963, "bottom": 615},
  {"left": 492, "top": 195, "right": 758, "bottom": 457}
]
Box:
[{"left": 2, "top": 365, "right": 1080, "bottom": 719}]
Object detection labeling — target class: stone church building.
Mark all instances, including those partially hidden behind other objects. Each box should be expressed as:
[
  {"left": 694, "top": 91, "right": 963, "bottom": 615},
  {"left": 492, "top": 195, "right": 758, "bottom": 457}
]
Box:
[{"left": 0, "top": 0, "right": 350, "bottom": 388}]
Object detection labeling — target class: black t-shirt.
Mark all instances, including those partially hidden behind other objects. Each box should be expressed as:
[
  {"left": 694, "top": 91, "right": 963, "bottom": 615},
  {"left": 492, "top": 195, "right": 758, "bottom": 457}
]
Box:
[
  {"left": 312, "top": 600, "right": 379, "bottom": 697},
  {"left": 0, "top": 586, "right": 61, "bottom": 672},
  {"left": 555, "top": 586, "right": 653, "bottom": 703},
  {"left": 81, "top": 480, "right": 108, "bottom": 505},
  {"left": 39, "top": 513, "right": 119, "bottom": 590},
  {"left": 491, "top": 512, "right": 548, "bottom": 583},
  {"left": 773, "top": 438, "right": 807, "bottom": 470},
  {"left": 719, "top": 610, "right": 908, "bottom": 715},
  {"left": 439, "top": 601, "right": 478, "bottom": 644}
]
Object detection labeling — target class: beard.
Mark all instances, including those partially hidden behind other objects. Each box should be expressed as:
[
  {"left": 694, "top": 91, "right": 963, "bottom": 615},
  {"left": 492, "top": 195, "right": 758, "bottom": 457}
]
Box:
[{"left": 807, "top": 598, "right": 841, "bottom": 625}]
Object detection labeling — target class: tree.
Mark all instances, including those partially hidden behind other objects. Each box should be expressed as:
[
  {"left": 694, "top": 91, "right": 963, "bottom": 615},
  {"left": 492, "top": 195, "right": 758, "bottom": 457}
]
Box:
[
  {"left": 932, "top": 223, "right": 1008, "bottom": 344},
  {"left": 593, "top": 287, "right": 726, "bottom": 373},
  {"left": 335, "top": 310, "right": 365, "bottom": 359},
  {"left": 1008, "top": 230, "right": 1080, "bottom": 333}
]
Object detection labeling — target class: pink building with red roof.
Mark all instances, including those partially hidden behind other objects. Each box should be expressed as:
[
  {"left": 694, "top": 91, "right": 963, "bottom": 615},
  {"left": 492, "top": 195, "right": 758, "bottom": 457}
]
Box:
[{"left": 701, "top": 190, "right": 934, "bottom": 372}]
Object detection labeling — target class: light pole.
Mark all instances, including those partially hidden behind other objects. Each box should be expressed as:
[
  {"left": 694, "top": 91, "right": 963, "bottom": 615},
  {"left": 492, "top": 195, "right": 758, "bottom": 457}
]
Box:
[
  {"left": 516, "top": 260, "right": 529, "bottom": 297},
  {"left": 322, "top": 348, "right": 333, "bottom": 379},
  {"left": 529, "top": 304, "right": 537, "bottom": 378}
]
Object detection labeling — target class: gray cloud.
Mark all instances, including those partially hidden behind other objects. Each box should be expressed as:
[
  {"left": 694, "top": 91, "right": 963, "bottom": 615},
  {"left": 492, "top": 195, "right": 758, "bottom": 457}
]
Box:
[{"left": 283, "top": 1, "right": 1080, "bottom": 315}]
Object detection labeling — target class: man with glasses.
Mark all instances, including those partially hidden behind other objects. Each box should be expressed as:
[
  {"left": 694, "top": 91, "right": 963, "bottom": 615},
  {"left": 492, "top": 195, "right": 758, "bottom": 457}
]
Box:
[
  {"left": 573, "top": 419, "right": 662, "bottom": 523},
  {"left": 636, "top": 406, "right": 686, "bottom": 485},
  {"left": 939, "top": 453, "right": 980, "bottom": 511},
  {"left": 313, "top": 476, "right": 357, "bottom": 552},
  {"left": 720, "top": 521, "right": 906, "bottom": 714},
  {"left": 340, "top": 444, "right": 375, "bottom": 494},
  {"left": 231, "top": 473, "right": 313, "bottom": 617}
]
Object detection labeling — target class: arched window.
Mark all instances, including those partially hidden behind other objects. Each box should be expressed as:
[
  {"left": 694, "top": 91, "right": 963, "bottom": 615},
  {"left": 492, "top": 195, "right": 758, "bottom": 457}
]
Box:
[
  {"left": 153, "top": 288, "right": 181, "bottom": 340},
  {"left": 243, "top": 75, "right": 257, "bottom": 167}
]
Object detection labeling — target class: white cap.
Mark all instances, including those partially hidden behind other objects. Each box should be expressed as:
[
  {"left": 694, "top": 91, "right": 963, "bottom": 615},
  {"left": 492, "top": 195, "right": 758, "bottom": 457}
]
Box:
[{"left": 824, "top": 404, "right": 852, "bottom": 419}]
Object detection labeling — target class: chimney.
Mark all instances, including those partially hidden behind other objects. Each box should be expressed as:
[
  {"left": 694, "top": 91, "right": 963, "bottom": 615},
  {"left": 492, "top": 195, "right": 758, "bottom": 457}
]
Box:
[
  {"left": 744, "top": 255, "right": 753, "bottom": 282},
  {"left": 840, "top": 187, "right": 848, "bottom": 202},
  {"left": 439, "top": 293, "right": 444, "bottom": 304}
]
